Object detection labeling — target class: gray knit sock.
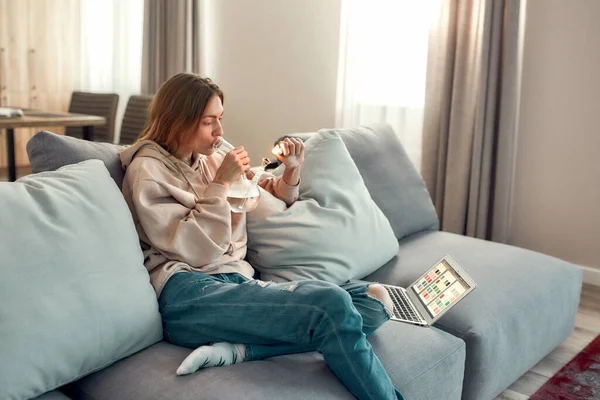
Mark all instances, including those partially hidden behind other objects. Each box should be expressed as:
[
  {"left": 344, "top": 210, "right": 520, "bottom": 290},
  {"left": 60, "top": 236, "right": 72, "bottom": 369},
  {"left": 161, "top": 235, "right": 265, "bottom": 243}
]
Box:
[{"left": 176, "top": 342, "right": 246, "bottom": 375}]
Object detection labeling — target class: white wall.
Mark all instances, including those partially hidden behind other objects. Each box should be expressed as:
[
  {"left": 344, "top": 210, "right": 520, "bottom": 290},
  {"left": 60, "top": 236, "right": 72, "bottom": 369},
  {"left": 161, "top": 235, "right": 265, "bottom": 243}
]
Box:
[
  {"left": 204, "top": 0, "right": 600, "bottom": 282},
  {"left": 207, "top": 0, "right": 341, "bottom": 163},
  {"left": 510, "top": 0, "right": 600, "bottom": 282}
]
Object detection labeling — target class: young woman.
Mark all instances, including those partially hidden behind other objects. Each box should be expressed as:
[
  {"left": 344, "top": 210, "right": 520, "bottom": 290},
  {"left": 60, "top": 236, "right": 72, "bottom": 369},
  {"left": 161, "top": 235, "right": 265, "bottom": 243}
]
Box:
[{"left": 120, "top": 72, "right": 404, "bottom": 400}]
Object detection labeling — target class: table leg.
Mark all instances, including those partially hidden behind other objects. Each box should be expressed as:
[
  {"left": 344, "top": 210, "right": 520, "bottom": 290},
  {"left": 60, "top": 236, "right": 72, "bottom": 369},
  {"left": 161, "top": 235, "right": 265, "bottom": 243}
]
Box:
[
  {"left": 83, "top": 126, "right": 95, "bottom": 141},
  {"left": 6, "top": 128, "right": 16, "bottom": 182}
]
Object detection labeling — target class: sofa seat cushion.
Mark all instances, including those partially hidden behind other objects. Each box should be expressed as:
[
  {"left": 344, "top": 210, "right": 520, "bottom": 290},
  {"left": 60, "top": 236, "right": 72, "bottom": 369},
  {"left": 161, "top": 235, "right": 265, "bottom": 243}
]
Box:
[
  {"left": 66, "top": 324, "right": 465, "bottom": 400},
  {"left": 364, "top": 231, "right": 583, "bottom": 400}
]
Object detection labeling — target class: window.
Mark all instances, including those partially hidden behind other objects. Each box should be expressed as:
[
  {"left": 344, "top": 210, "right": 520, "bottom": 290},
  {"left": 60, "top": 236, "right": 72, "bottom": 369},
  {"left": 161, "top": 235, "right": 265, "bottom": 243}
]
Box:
[{"left": 337, "top": 0, "right": 437, "bottom": 169}]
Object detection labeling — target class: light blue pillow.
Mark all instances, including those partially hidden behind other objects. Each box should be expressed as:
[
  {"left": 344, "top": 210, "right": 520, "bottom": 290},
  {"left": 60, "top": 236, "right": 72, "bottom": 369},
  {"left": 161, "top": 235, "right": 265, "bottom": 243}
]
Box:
[
  {"left": 247, "top": 130, "right": 399, "bottom": 283},
  {"left": 274, "top": 124, "right": 439, "bottom": 240},
  {"left": 0, "top": 160, "right": 162, "bottom": 400}
]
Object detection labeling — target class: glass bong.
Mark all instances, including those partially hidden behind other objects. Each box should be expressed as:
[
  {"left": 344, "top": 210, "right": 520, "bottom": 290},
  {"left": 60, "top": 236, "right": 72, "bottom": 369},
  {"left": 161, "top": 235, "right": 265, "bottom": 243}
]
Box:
[{"left": 214, "top": 138, "right": 266, "bottom": 213}]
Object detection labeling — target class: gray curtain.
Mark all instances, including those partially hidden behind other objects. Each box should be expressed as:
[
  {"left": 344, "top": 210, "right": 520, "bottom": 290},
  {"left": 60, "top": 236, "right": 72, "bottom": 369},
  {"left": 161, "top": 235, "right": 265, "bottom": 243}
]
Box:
[
  {"left": 141, "top": 0, "right": 202, "bottom": 94},
  {"left": 421, "top": 0, "right": 522, "bottom": 242}
]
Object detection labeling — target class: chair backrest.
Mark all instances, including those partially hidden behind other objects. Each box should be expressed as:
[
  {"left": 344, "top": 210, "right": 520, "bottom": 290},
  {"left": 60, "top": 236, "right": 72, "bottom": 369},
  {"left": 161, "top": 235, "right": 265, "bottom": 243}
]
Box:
[
  {"left": 119, "top": 95, "right": 153, "bottom": 145},
  {"left": 65, "top": 92, "right": 119, "bottom": 143}
]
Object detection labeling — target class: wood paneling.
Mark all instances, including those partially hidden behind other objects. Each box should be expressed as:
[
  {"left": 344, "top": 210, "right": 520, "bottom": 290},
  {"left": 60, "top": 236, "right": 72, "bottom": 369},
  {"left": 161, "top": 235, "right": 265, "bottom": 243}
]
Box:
[
  {"left": 0, "top": 0, "right": 30, "bottom": 106},
  {"left": 0, "top": 0, "right": 80, "bottom": 167},
  {"left": 0, "top": 0, "right": 30, "bottom": 167}
]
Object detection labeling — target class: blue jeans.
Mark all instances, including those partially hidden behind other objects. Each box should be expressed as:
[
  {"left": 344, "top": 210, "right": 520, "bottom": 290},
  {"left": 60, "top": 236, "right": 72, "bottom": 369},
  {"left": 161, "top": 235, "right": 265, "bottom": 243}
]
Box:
[{"left": 159, "top": 271, "right": 404, "bottom": 400}]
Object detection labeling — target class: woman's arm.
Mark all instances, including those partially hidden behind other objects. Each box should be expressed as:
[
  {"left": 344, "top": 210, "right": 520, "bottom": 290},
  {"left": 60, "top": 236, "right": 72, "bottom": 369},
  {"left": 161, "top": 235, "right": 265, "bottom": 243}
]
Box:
[
  {"left": 258, "top": 171, "right": 300, "bottom": 206},
  {"left": 257, "top": 137, "right": 305, "bottom": 206},
  {"left": 131, "top": 179, "right": 232, "bottom": 267},
  {"left": 282, "top": 165, "right": 301, "bottom": 187}
]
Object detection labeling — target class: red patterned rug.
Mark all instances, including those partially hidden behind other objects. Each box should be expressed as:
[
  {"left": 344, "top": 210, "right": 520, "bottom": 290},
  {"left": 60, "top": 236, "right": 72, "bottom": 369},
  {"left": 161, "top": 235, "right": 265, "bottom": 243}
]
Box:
[{"left": 531, "top": 334, "right": 600, "bottom": 399}]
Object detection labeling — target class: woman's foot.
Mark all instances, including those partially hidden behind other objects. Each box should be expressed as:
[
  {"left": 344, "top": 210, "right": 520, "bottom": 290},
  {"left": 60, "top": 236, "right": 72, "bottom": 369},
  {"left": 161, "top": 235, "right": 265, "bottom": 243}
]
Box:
[{"left": 176, "top": 342, "right": 246, "bottom": 375}]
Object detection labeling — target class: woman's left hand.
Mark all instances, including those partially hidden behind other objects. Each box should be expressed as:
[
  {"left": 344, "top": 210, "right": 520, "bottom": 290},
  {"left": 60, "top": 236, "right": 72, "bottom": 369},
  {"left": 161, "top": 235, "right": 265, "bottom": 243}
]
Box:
[{"left": 271, "top": 137, "right": 305, "bottom": 169}]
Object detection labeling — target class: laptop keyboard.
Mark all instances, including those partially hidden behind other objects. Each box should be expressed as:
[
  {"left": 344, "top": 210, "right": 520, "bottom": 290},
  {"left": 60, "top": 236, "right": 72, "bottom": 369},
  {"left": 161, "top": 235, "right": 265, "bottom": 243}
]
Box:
[{"left": 385, "top": 286, "right": 422, "bottom": 323}]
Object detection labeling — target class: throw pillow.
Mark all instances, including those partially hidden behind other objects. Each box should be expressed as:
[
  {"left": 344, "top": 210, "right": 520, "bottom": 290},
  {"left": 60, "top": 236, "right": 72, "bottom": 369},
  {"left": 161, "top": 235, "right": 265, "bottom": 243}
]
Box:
[
  {"left": 273, "top": 124, "right": 440, "bottom": 240},
  {"left": 26, "top": 130, "right": 126, "bottom": 188},
  {"left": 246, "top": 130, "right": 399, "bottom": 284},
  {"left": 0, "top": 160, "right": 162, "bottom": 400}
]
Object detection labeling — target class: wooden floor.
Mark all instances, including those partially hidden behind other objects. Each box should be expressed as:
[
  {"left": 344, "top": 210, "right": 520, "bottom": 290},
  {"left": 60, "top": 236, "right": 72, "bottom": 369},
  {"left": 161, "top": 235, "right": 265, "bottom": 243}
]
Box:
[{"left": 495, "top": 283, "right": 600, "bottom": 399}]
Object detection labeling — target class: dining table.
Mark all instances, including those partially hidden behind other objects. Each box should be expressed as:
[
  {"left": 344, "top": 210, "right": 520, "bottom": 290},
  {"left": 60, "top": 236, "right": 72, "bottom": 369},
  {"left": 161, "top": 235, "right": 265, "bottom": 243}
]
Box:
[{"left": 0, "top": 110, "right": 106, "bottom": 182}]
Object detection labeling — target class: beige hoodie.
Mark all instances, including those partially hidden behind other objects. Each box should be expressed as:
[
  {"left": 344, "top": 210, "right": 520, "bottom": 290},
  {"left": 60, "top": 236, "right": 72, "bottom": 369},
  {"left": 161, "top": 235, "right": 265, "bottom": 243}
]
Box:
[{"left": 120, "top": 140, "right": 299, "bottom": 297}]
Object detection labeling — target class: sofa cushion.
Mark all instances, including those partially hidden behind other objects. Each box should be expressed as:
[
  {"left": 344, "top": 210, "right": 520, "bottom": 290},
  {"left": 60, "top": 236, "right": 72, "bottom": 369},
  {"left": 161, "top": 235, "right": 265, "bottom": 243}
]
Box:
[
  {"left": 247, "top": 130, "right": 399, "bottom": 283},
  {"left": 27, "top": 130, "right": 125, "bottom": 188},
  {"left": 0, "top": 160, "right": 162, "bottom": 400},
  {"left": 365, "top": 231, "right": 583, "bottom": 400},
  {"left": 276, "top": 124, "right": 439, "bottom": 240},
  {"left": 66, "top": 323, "right": 465, "bottom": 400},
  {"left": 33, "top": 391, "right": 72, "bottom": 400}
]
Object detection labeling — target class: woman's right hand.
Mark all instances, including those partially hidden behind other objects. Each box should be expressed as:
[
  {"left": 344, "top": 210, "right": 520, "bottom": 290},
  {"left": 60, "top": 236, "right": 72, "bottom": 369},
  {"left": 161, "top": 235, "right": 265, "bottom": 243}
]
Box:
[{"left": 213, "top": 146, "right": 250, "bottom": 186}]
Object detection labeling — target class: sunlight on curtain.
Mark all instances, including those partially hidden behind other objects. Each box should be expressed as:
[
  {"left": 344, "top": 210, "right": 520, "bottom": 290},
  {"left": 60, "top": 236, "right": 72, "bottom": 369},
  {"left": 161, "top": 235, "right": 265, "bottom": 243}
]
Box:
[
  {"left": 80, "top": 0, "right": 144, "bottom": 143},
  {"left": 336, "top": 0, "right": 436, "bottom": 170}
]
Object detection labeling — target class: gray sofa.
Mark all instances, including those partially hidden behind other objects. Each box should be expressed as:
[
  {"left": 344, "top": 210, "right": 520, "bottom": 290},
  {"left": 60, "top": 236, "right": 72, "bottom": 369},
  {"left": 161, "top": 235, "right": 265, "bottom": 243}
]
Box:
[{"left": 12, "top": 125, "right": 581, "bottom": 400}]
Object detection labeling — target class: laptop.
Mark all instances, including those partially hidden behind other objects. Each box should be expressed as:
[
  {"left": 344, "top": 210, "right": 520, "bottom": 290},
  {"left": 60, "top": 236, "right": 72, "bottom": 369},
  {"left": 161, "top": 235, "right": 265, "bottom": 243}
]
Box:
[{"left": 382, "top": 255, "right": 476, "bottom": 327}]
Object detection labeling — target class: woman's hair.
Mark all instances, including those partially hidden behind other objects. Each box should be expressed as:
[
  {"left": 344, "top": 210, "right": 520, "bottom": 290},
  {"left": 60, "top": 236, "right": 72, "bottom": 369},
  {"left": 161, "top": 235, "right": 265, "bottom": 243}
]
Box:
[{"left": 137, "top": 73, "right": 224, "bottom": 153}]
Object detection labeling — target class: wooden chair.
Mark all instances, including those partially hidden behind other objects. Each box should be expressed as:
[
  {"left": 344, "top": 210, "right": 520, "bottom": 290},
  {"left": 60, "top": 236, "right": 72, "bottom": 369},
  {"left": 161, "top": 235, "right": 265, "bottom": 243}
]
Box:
[
  {"left": 65, "top": 92, "right": 119, "bottom": 143},
  {"left": 119, "top": 95, "right": 153, "bottom": 145}
]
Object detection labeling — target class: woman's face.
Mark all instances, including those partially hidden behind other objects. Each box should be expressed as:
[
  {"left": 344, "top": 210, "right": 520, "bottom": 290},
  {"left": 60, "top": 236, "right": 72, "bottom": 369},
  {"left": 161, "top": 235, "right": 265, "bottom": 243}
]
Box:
[{"left": 187, "top": 95, "right": 224, "bottom": 156}]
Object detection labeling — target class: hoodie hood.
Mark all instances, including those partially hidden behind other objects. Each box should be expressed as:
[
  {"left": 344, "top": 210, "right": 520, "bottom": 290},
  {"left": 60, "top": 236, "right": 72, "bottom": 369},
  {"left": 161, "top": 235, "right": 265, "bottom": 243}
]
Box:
[
  {"left": 120, "top": 139, "right": 216, "bottom": 203},
  {"left": 120, "top": 140, "right": 202, "bottom": 173}
]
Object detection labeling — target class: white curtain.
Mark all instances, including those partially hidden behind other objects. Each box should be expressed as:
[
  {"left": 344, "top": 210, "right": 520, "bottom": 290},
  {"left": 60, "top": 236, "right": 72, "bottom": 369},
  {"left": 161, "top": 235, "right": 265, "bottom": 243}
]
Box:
[
  {"left": 336, "top": 0, "right": 436, "bottom": 170},
  {"left": 80, "top": 0, "right": 144, "bottom": 143}
]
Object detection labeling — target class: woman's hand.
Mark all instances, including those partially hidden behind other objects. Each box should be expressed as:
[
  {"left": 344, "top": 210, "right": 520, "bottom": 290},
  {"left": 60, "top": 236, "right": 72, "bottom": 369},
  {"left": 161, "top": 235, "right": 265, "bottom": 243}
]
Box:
[
  {"left": 213, "top": 146, "right": 250, "bottom": 186},
  {"left": 271, "top": 138, "right": 305, "bottom": 169}
]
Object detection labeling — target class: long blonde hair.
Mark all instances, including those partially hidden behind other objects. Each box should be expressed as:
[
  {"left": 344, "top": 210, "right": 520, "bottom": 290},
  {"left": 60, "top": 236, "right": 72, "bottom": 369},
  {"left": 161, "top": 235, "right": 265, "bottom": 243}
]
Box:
[{"left": 138, "top": 73, "right": 224, "bottom": 154}]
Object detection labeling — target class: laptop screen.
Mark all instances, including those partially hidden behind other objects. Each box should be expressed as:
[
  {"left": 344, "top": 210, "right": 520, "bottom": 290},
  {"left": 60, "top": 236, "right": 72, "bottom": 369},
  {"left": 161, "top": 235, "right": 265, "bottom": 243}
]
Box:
[{"left": 411, "top": 259, "right": 471, "bottom": 318}]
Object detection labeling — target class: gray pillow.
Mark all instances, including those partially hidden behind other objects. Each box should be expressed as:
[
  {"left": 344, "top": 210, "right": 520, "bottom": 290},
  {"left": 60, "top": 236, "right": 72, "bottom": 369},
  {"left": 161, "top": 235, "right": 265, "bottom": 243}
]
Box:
[
  {"left": 334, "top": 124, "right": 439, "bottom": 239},
  {"left": 247, "top": 130, "right": 399, "bottom": 284},
  {"left": 0, "top": 160, "right": 162, "bottom": 400},
  {"left": 275, "top": 124, "right": 439, "bottom": 240},
  {"left": 26, "top": 130, "right": 126, "bottom": 188}
]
